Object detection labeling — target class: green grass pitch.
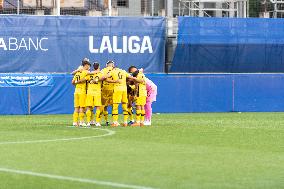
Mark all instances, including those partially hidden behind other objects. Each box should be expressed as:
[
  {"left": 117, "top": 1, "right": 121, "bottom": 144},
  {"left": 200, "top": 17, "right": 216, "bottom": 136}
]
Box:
[{"left": 0, "top": 113, "right": 283, "bottom": 189}]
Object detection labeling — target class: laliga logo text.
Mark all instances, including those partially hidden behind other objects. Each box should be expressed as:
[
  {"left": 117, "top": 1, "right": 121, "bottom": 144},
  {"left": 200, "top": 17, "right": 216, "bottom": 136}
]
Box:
[
  {"left": 0, "top": 37, "right": 48, "bottom": 51},
  {"left": 0, "top": 36, "right": 153, "bottom": 53},
  {"left": 89, "top": 36, "right": 153, "bottom": 54}
]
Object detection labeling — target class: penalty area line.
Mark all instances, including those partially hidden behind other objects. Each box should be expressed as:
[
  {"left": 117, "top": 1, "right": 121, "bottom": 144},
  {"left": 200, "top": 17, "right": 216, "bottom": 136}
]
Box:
[{"left": 0, "top": 167, "right": 156, "bottom": 189}]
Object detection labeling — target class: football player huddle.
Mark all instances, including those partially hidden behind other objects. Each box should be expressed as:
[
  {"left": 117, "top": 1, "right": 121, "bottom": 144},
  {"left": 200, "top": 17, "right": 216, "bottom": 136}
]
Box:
[{"left": 71, "top": 58, "right": 157, "bottom": 127}]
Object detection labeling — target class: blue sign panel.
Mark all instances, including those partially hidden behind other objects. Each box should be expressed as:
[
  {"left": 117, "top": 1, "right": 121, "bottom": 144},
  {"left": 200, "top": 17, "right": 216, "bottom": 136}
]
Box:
[
  {"left": 0, "top": 16, "right": 165, "bottom": 73},
  {"left": 171, "top": 17, "right": 284, "bottom": 73}
]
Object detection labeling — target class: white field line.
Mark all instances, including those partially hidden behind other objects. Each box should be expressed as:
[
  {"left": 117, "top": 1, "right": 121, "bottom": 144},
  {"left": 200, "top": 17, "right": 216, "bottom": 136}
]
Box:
[
  {"left": 0, "top": 167, "right": 156, "bottom": 189},
  {"left": 0, "top": 128, "right": 115, "bottom": 145}
]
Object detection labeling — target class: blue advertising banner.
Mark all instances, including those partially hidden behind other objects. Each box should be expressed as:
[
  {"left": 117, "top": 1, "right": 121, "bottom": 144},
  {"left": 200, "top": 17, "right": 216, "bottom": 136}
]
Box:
[
  {"left": 0, "top": 73, "right": 53, "bottom": 87},
  {"left": 0, "top": 16, "right": 165, "bottom": 73},
  {"left": 2, "top": 73, "right": 284, "bottom": 115},
  {"left": 171, "top": 17, "right": 284, "bottom": 73}
]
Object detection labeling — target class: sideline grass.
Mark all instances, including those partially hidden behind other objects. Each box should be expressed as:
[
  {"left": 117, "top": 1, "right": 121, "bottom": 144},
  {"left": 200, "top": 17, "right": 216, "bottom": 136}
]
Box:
[{"left": 0, "top": 113, "right": 283, "bottom": 189}]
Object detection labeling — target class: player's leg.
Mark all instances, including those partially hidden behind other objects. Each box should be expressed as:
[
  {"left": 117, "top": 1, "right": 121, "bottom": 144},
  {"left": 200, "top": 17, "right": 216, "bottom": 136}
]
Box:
[
  {"left": 90, "top": 107, "right": 95, "bottom": 125},
  {"left": 131, "top": 105, "right": 141, "bottom": 126},
  {"left": 101, "top": 90, "right": 110, "bottom": 126},
  {"left": 127, "top": 95, "right": 134, "bottom": 125},
  {"left": 79, "top": 94, "right": 87, "bottom": 126},
  {"left": 140, "top": 96, "right": 147, "bottom": 126},
  {"left": 85, "top": 106, "right": 93, "bottom": 127},
  {"left": 73, "top": 94, "right": 80, "bottom": 126},
  {"left": 103, "top": 105, "right": 109, "bottom": 125},
  {"left": 85, "top": 95, "right": 94, "bottom": 127},
  {"left": 132, "top": 96, "right": 146, "bottom": 126},
  {"left": 128, "top": 105, "right": 134, "bottom": 125},
  {"left": 131, "top": 102, "right": 142, "bottom": 126},
  {"left": 112, "top": 103, "right": 119, "bottom": 126},
  {"left": 111, "top": 91, "right": 121, "bottom": 127},
  {"left": 73, "top": 107, "right": 79, "bottom": 127},
  {"left": 94, "top": 94, "right": 102, "bottom": 127},
  {"left": 144, "top": 101, "right": 152, "bottom": 125},
  {"left": 140, "top": 105, "right": 146, "bottom": 126},
  {"left": 121, "top": 91, "right": 129, "bottom": 127},
  {"left": 106, "top": 91, "right": 113, "bottom": 125},
  {"left": 99, "top": 106, "right": 108, "bottom": 125},
  {"left": 122, "top": 103, "right": 129, "bottom": 127},
  {"left": 79, "top": 107, "right": 85, "bottom": 126},
  {"left": 90, "top": 95, "right": 95, "bottom": 125},
  {"left": 95, "top": 106, "right": 102, "bottom": 127},
  {"left": 145, "top": 90, "right": 156, "bottom": 125}
]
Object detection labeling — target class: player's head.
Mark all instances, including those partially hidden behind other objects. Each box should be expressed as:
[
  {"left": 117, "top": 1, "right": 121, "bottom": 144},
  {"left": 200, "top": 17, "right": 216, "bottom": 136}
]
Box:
[
  {"left": 106, "top": 60, "right": 115, "bottom": 68},
  {"left": 128, "top": 65, "right": 137, "bottom": 73},
  {"left": 132, "top": 70, "right": 139, "bottom": 77},
  {"left": 93, "top": 62, "right": 100, "bottom": 71},
  {"left": 82, "top": 58, "right": 91, "bottom": 70}
]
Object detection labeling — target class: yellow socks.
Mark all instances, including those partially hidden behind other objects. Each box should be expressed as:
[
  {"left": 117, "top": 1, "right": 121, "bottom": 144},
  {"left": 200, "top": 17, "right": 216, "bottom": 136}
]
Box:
[
  {"left": 112, "top": 103, "right": 119, "bottom": 122},
  {"left": 86, "top": 109, "right": 92, "bottom": 123},
  {"left": 122, "top": 103, "right": 128, "bottom": 123},
  {"left": 95, "top": 108, "right": 101, "bottom": 123},
  {"left": 73, "top": 111, "right": 79, "bottom": 123},
  {"left": 141, "top": 109, "right": 145, "bottom": 123},
  {"left": 79, "top": 112, "right": 85, "bottom": 123},
  {"left": 136, "top": 109, "right": 141, "bottom": 123}
]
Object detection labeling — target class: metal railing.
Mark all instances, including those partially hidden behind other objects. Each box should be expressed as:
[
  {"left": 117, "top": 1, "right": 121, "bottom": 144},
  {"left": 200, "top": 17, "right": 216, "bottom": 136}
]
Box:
[{"left": 0, "top": 0, "right": 167, "bottom": 16}]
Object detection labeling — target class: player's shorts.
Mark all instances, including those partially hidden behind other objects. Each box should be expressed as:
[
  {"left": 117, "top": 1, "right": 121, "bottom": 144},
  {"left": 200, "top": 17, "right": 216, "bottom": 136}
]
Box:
[
  {"left": 74, "top": 93, "right": 86, "bottom": 108},
  {"left": 102, "top": 90, "right": 113, "bottom": 106},
  {"left": 136, "top": 96, "right": 146, "bottom": 106},
  {"left": 86, "top": 94, "right": 102, "bottom": 107},
  {"left": 113, "top": 90, "right": 128, "bottom": 104}
]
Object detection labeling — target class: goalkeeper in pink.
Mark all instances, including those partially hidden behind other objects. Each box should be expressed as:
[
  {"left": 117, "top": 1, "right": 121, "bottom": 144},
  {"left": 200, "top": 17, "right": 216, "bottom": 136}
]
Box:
[{"left": 144, "top": 78, "right": 157, "bottom": 126}]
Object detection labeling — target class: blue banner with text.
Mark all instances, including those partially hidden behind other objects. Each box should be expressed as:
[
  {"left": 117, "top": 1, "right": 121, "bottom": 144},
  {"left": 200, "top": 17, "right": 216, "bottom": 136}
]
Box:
[
  {"left": 0, "top": 73, "right": 53, "bottom": 87},
  {"left": 0, "top": 16, "right": 165, "bottom": 73}
]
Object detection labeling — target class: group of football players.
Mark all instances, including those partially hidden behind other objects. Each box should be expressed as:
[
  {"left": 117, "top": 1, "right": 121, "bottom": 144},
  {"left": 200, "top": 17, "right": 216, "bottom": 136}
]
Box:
[{"left": 71, "top": 58, "right": 157, "bottom": 127}]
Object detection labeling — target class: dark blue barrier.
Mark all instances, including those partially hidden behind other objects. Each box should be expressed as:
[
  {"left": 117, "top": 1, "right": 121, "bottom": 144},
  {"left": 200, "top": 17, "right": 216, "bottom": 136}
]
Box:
[
  {"left": 30, "top": 75, "right": 74, "bottom": 114},
  {"left": 0, "top": 16, "right": 165, "bottom": 73},
  {"left": 234, "top": 75, "right": 284, "bottom": 112},
  {"left": 0, "top": 87, "right": 29, "bottom": 114},
  {"left": 1, "top": 73, "right": 284, "bottom": 114},
  {"left": 171, "top": 17, "right": 284, "bottom": 73},
  {"left": 149, "top": 74, "right": 233, "bottom": 112}
]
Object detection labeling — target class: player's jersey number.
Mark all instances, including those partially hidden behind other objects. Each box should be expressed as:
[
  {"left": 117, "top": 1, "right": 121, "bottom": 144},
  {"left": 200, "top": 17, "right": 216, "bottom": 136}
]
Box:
[
  {"left": 118, "top": 72, "right": 123, "bottom": 80},
  {"left": 88, "top": 75, "right": 100, "bottom": 84},
  {"left": 75, "top": 75, "right": 80, "bottom": 82}
]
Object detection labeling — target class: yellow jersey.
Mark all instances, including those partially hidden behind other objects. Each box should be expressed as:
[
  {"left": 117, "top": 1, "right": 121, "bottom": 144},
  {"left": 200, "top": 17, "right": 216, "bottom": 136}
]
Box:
[
  {"left": 101, "top": 67, "right": 114, "bottom": 91},
  {"left": 73, "top": 70, "right": 88, "bottom": 94},
  {"left": 137, "top": 72, "right": 147, "bottom": 97},
  {"left": 110, "top": 68, "right": 130, "bottom": 92},
  {"left": 85, "top": 72, "right": 103, "bottom": 95}
]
